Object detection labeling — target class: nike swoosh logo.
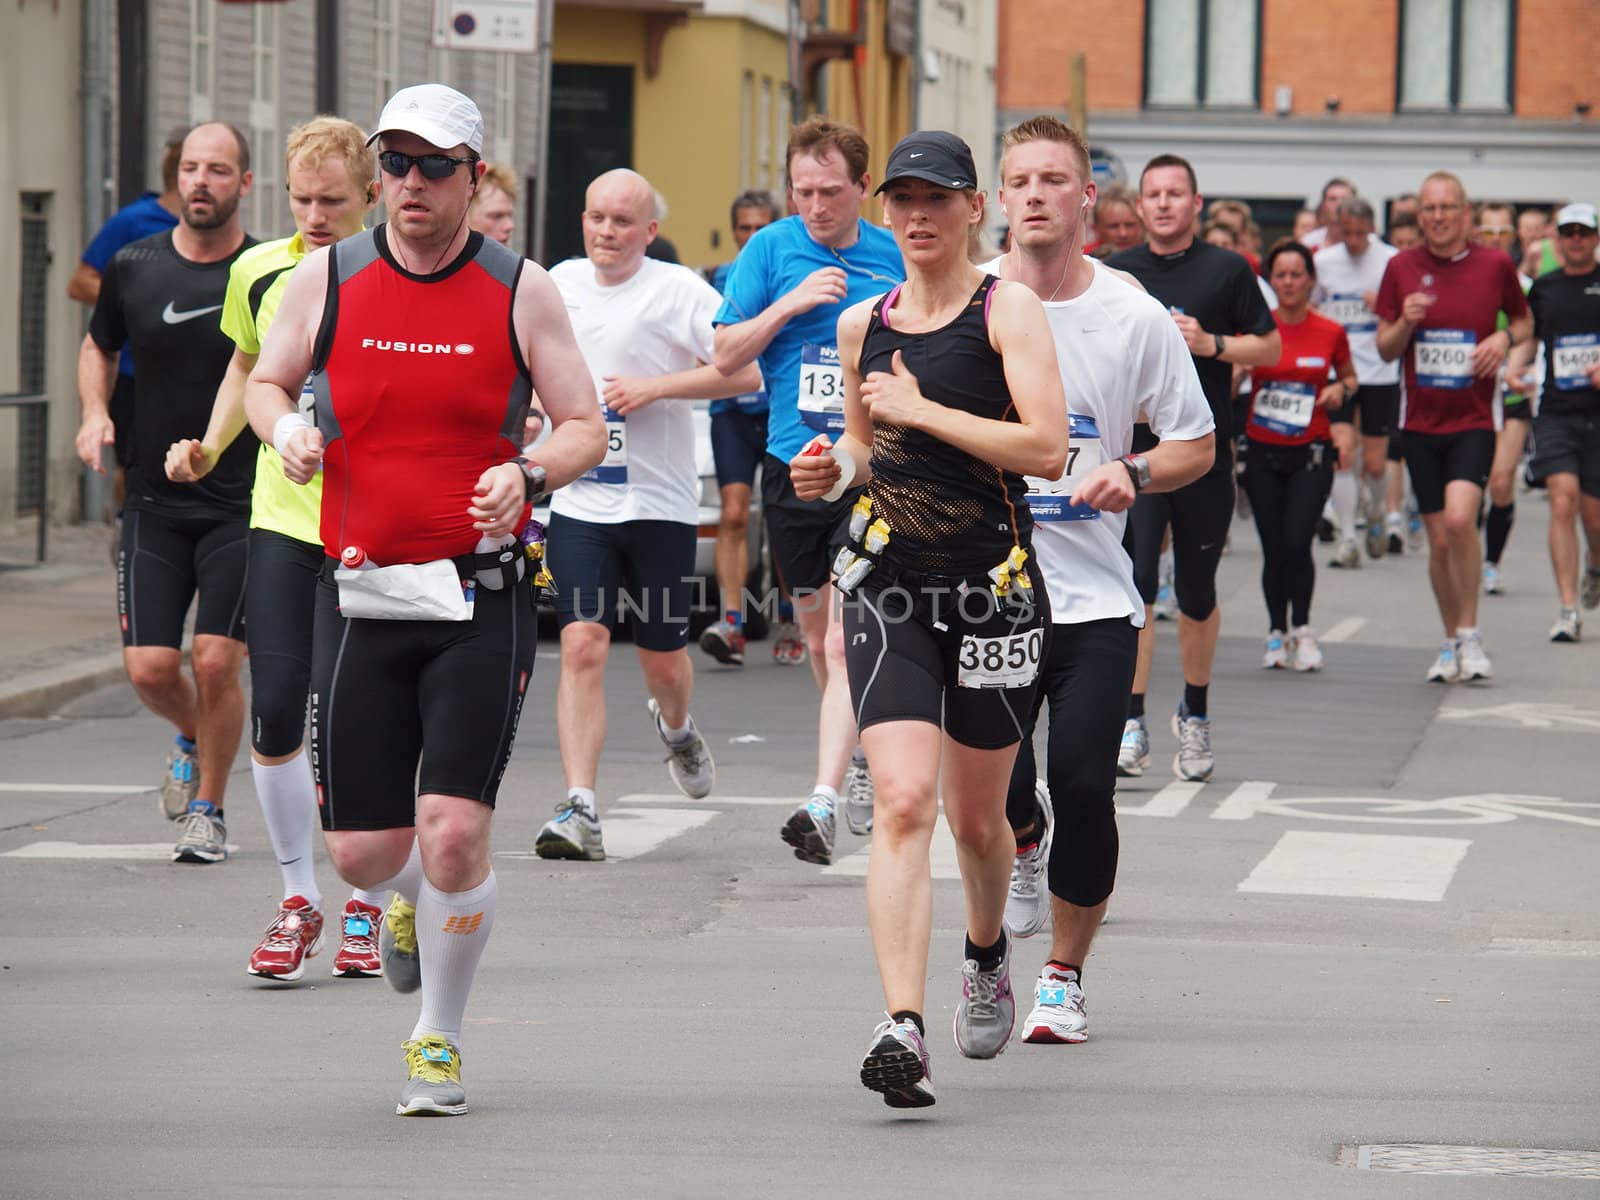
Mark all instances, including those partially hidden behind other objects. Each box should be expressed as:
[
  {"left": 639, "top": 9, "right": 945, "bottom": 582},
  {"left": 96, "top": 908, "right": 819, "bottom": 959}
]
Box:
[
  {"left": 908, "top": 152, "right": 924, "bottom": 158},
  {"left": 162, "top": 302, "right": 223, "bottom": 325}
]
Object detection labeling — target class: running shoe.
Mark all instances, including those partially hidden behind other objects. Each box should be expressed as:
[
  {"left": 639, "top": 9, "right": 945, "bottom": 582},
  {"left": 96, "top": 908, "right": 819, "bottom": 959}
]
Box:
[
  {"left": 1458, "top": 630, "right": 1492, "bottom": 682},
  {"left": 172, "top": 800, "right": 226, "bottom": 863},
  {"left": 1116, "top": 717, "right": 1149, "bottom": 778},
  {"left": 1549, "top": 609, "right": 1582, "bottom": 643},
  {"left": 1152, "top": 582, "right": 1177, "bottom": 621},
  {"left": 1425, "top": 639, "right": 1460, "bottom": 684},
  {"left": 1316, "top": 514, "right": 1336, "bottom": 544},
  {"left": 859, "top": 1017, "right": 934, "bottom": 1109},
  {"left": 648, "top": 698, "right": 715, "bottom": 799},
  {"left": 1583, "top": 568, "right": 1600, "bottom": 611},
  {"left": 771, "top": 620, "right": 807, "bottom": 665},
  {"left": 380, "top": 897, "right": 421, "bottom": 994},
  {"left": 1365, "top": 514, "right": 1389, "bottom": 560},
  {"left": 781, "top": 792, "right": 836, "bottom": 865},
  {"left": 535, "top": 800, "right": 606, "bottom": 861},
  {"left": 697, "top": 620, "right": 746, "bottom": 666},
  {"left": 1482, "top": 563, "right": 1502, "bottom": 595},
  {"left": 1330, "top": 538, "right": 1361, "bottom": 569},
  {"left": 247, "top": 896, "right": 325, "bottom": 982},
  {"left": 954, "top": 931, "right": 1015, "bottom": 1059},
  {"left": 1022, "top": 964, "right": 1088, "bottom": 1045},
  {"left": 1262, "top": 630, "right": 1288, "bottom": 670},
  {"left": 1171, "top": 704, "right": 1214, "bottom": 782},
  {"left": 332, "top": 899, "right": 384, "bottom": 978},
  {"left": 1004, "top": 782, "right": 1053, "bottom": 940},
  {"left": 1291, "top": 628, "right": 1324, "bottom": 673},
  {"left": 1406, "top": 505, "right": 1424, "bottom": 552},
  {"left": 397, "top": 1037, "right": 467, "bottom": 1116},
  {"left": 843, "top": 748, "right": 874, "bottom": 835},
  {"left": 160, "top": 737, "right": 199, "bottom": 821},
  {"left": 1386, "top": 513, "right": 1405, "bottom": 555}
]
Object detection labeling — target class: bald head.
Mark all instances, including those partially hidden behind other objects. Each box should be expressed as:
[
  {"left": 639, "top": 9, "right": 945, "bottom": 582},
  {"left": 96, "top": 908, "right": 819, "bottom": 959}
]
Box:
[
  {"left": 177, "top": 122, "right": 252, "bottom": 232},
  {"left": 582, "top": 168, "right": 660, "bottom": 283}
]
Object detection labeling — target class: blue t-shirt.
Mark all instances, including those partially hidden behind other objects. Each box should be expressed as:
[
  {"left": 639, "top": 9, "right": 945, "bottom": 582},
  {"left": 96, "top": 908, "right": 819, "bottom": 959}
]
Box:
[
  {"left": 83, "top": 193, "right": 180, "bottom": 376},
  {"left": 707, "top": 257, "right": 769, "bottom": 417},
  {"left": 713, "top": 215, "right": 904, "bottom": 460}
]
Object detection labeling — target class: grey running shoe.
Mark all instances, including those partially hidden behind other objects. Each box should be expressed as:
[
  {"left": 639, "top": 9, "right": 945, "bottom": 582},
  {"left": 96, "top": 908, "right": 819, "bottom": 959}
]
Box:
[
  {"left": 1171, "top": 705, "right": 1214, "bottom": 782},
  {"left": 1365, "top": 514, "right": 1388, "bottom": 560},
  {"left": 1550, "top": 609, "right": 1582, "bottom": 643},
  {"left": 859, "top": 1017, "right": 934, "bottom": 1108},
  {"left": 954, "top": 931, "right": 1015, "bottom": 1059},
  {"left": 380, "top": 897, "right": 421, "bottom": 994},
  {"left": 781, "top": 792, "right": 836, "bottom": 865},
  {"left": 648, "top": 699, "right": 715, "bottom": 799},
  {"left": 1004, "top": 782, "right": 1052, "bottom": 939},
  {"left": 535, "top": 800, "right": 606, "bottom": 861},
  {"left": 172, "top": 802, "right": 226, "bottom": 863},
  {"left": 397, "top": 1038, "right": 467, "bottom": 1116},
  {"left": 843, "top": 748, "right": 874, "bottom": 835},
  {"left": 160, "top": 738, "right": 199, "bottom": 821},
  {"left": 1116, "top": 717, "right": 1149, "bottom": 777},
  {"left": 1582, "top": 568, "right": 1600, "bottom": 611},
  {"left": 697, "top": 620, "right": 745, "bottom": 666},
  {"left": 1457, "top": 630, "right": 1492, "bottom": 682},
  {"left": 1022, "top": 965, "right": 1088, "bottom": 1045}
]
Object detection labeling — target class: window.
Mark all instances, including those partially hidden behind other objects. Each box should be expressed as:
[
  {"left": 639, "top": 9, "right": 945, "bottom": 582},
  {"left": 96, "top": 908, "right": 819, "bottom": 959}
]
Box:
[
  {"left": 771, "top": 77, "right": 786, "bottom": 193},
  {"left": 190, "top": 0, "right": 214, "bottom": 122},
  {"left": 1398, "top": 0, "right": 1515, "bottom": 111},
  {"left": 1143, "top": 0, "right": 1260, "bottom": 109},
  {"left": 758, "top": 77, "right": 773, "bottom": 192},
  {"left": 251, "top": 6, "right": 281, "bottom": 236},
  {"left": 740, "top": 71, "right": 754, "bottom": 187},
  {"left": 491, "top": 54, "right": 516, "bottom": 165},
  {"left": 374, "top": 0, "right": 399, "bottom": 113}
]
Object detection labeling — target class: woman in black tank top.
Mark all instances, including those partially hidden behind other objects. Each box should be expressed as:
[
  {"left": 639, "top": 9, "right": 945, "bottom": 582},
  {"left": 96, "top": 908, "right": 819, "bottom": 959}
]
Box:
[{"left": 789, "top": 131, "right": 1068, "bottom": 1109}]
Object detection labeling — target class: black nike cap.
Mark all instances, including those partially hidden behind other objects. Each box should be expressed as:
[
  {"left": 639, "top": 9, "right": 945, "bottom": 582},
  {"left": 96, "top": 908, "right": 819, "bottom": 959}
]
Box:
[{"left": 875, "top": 131, "right": 978, "bottom": 194}]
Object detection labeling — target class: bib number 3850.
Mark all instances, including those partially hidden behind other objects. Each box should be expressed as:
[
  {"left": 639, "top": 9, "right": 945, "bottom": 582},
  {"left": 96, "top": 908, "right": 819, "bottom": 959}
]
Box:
[{"left": 957, "top": 628, "right": 1044, "bottom": 690}]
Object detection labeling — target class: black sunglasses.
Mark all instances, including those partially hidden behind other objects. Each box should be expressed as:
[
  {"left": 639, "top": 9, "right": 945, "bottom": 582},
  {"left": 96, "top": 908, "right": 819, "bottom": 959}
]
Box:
[
  {"left": 1557, "top": 224, "right": 1597, "bottom": 237},
  {"left": 378, "top": 151, "right": 478, "bottom": 181}
]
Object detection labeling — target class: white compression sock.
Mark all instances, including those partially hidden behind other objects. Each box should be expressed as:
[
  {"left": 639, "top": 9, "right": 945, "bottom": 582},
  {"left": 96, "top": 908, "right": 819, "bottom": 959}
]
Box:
[
  {"left": 1360, "top": 473, "right": 1386, "bottom": 523},
  {"left": 252, "top": 753, "right": 320, "bottom": 908},
  {"left": 351, "top": 887, "right": 388, "bottom": 909},
  {"left": 376, "top": 839, "right": 423, "bottom": 905},
  {"left": 1330, "top": 471, "right": 1358, "bottom": 540},
  {"left": 412, "top": 872, "right": 498, "bottom": 1047}
]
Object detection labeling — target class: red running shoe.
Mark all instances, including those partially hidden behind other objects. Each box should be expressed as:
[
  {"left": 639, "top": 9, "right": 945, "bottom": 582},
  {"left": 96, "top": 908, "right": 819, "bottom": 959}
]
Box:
[
  {"left": 247, "top": 897, "right": 325, "bottom": 981},
  {"left": 332, "top": 899, "right": 384, "bottom": 978}
]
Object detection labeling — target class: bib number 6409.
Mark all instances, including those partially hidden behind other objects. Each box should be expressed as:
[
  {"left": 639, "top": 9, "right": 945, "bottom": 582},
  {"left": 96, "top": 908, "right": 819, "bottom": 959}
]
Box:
[{"left": 957, "top": 627, "right": 1044, "bottom": 689}]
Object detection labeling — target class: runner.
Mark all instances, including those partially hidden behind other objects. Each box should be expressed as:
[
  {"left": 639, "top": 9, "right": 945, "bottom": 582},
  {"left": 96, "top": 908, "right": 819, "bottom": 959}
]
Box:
[
  {"left": 164, "top": 117, "right": 393, "bottom": 980},
  {"left": 467, "top": 162, "right": 518, "bottom": 247},
  {"left": 1474, "top": 201, "right": 1533, "bottom": 595},
  {"left": 1301, "top": 178, "right": 1355, "bottom": 251},
  {"left": 789, "top": 130, "right": 1069, "bottom": 1106},
  {"left": 1507, "top": 202, "right": 1600, "bottom": 642},
  {"left": 243, "top": 83, "right": 605, "bottom": 1115},
  {"left": 536, "top": 168, "right": 758, "bottom": 860},
  {"left": 1376, "top": 170, "right": 1531, "bottom": 682},
  {"left": 75, "top": 122, "right": 257, "bottom": 863},
  {"left": 1314, "top": 196, "right": 1400, "bottom": 564},
  {"left": 1383, "top": 210, "right": 1426, "bottom": 552},
  {"left": 981, "top": 117, "right": 1213, "bottom": 1047},
  {"left": 712, "top": 116, "right": 905, "bottom": 853},
  {"left": 1245, "top": 242, "right": 1357, "bottom": 672},
  {"left": 1087, "top": 182, "right": 1142, "bottom": 259},
  {"left": 1107, "top": 155, "right": 1280, "bottom": 781}
]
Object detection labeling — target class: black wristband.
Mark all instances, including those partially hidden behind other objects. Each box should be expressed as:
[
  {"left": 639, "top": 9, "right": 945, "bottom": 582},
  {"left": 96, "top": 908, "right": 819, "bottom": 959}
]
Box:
[{"left": 515, "top": 458, "right": 548, "bottom": 505}]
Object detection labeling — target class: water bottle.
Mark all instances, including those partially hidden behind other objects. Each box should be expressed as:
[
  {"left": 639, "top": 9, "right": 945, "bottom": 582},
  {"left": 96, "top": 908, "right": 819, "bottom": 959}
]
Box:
[{"left": 340, "top": 546, "right": 374, "bottom": 570}]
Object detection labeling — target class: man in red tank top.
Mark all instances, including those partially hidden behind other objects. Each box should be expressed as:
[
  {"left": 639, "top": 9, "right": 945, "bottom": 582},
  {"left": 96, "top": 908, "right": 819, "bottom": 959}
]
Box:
[{"left": 244, "top": 84, "right": 605, "bottom": 1117}]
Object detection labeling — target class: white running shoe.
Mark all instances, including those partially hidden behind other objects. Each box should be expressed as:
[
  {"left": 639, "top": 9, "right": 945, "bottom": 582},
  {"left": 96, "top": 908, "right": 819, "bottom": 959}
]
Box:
[
  {"left": 1291, "top": 627, "right": 1324, "bottom": 673},
  {"left": 1116, "top": 717, "right": 1149, "bottom": 777},
  {"left": 843, "top": 748, "right": 874, "bottom": 836},
  {"left": 1262, "top": 630, "right": 1288, "bottom": 669},
  {"left": 1004, "top": 782, "right": 1053, "bottom": 940},
  {"left": 1022, "top": 965, "right": 1088, "bottom": 1045},
  {"left": 1171, "top": 705, "right": 1214, "bottom": 782},
  {"left": 648, "top": 698, "right": 715, "bottom": 799},
  {"left": 1330, "top": 538, "right": 1361, "bottom": 569},
  {"left": 535, "top": 800, "right": 605, "bottom": 861},
  {"left": 1457, "top": 631, "right": 1492, "bottom": 682},
  {"left": 1550, "top": 609, "right": 1582, "bottom": 643},
  {"left": 1482, "top": 563, "right": 1502, "bottom": 595},
  {"left": 1425, "top": 639, "right": 1460, "bottom": 683}
]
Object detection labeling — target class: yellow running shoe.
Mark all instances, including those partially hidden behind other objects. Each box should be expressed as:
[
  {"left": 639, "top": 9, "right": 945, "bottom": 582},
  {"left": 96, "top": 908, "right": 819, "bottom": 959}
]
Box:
[
  {"left": 380, "top": 897, "right": 420, "bottom": 993},
  {"left": 397, "top": 1037, "right": 466, "bottom": 1116}
]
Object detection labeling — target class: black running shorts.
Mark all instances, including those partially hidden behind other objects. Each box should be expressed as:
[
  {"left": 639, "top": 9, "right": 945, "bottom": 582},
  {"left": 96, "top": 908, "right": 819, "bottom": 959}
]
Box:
[
  {"left": 244, "top": 528, "right": 322, "bottom": 757},
  {"left": 116, "top": 500, "right": 248, "bottom": 648},
  {"left": 1400, "top": 428, "right": 1494, "bottom": 514}
]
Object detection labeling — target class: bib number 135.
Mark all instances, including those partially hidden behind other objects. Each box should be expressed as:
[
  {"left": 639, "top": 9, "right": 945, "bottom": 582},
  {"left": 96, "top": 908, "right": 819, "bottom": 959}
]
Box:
[{"left": 957, "top": 627, "right": 1044, "bottom": 690}]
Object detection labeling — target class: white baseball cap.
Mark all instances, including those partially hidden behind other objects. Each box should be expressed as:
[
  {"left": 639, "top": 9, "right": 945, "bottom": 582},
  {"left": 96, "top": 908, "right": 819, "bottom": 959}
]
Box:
[
  {"left": 368, "top": 84, "right": 484, "bottom": 155},
  {"left": 1555, "top": 202, "right": 1598, "bottom": 231}
]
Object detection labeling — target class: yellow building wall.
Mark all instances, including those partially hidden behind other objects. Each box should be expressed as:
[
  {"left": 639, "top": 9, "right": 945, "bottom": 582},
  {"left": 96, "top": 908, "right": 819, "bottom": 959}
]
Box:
[{"left": 819, "top": 0, "right": 913, "bottom": 219}]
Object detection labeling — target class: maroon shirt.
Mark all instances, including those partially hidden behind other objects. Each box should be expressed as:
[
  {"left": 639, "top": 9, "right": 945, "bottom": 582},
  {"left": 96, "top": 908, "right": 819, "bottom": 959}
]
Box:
[{"left": 1376, "top": 243, "right": 1527, "bottom": 434}]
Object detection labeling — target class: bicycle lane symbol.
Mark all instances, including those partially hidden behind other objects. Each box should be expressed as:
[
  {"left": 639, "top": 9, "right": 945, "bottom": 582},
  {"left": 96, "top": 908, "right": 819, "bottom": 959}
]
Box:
[{"left": 1204, "top": 782, "right": 1600, "bottom": 828}]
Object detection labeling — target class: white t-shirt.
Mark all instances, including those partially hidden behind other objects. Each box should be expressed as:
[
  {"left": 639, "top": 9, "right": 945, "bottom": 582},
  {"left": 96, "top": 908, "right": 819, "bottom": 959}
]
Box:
[
  {"left": 1313, "top": 239, "right": 1400, "bottom": 385},
  {"left": 980, "top": 257, "right": 1215, "bottom": 626},
  {"left": 548, "top": 257, "right": 720, "bottom": 526},
  {"left": 1302, "top": 225, "right": 1332, "bottom": 251}
]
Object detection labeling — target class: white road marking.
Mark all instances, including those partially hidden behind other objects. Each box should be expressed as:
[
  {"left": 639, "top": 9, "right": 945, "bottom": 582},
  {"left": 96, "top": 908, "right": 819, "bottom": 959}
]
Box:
[
  {"left": 1486, "top": 938, "right": 1600, "bottom": 958},
  {"left": 1437, "top": 701, "right": 1600, "bottom": 732},
  {"left": 728, "top": 734, "right": 766, "bottom": 744},
  {"left": 1118, "top": 781, "right": 1203, "bottom": 817},
  {"left": 1212, "top": 780, "right": 1277, "bottom": 820},
  {"left": 1238, "top": 831, "right": 1471, "bottom": 902},
  {"left": 495, "top": 807, "right": 717, "bottom": 863},
  {"left": 612, "top": 792, "right": 804, "bottom": 808},
  {"left": 0, "top": 783, "right": 150, "bottom": 794},
  {"left": 1, "top": 841, "right": 241, "bottom": 860},
  {"left": 1321, "top": 617, "right": 1367, "bottom": 643},
  {"left": 825, "top": 819, "right": 960, "bottom": 879}
]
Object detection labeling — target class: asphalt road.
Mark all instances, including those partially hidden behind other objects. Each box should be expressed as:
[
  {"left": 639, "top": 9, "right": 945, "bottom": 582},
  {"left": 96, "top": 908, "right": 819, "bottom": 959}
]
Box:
[{"left": 2, "top": 507, "right": 1597, "bottom": 1198}]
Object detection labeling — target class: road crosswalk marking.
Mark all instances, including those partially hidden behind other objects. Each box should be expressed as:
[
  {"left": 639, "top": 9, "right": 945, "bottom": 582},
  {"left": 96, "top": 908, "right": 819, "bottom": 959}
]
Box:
[
  {"left": 1238, "top": 831, "right": 1471, "bottom": 901},
  {"left": 1, "top": 841, "right": 241, "bottom": 860}
]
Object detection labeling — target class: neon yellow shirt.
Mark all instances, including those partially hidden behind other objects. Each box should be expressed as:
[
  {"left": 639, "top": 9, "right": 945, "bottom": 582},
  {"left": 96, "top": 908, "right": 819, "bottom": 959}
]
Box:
[{"left": 220, "top": 233, "right": 323, "bottom": 546}]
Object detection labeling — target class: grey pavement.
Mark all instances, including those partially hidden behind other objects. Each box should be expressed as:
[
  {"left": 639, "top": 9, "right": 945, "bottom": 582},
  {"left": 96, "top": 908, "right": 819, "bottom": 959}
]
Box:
[{"left": 1, "top": 498, "right": 1597, "bottom": 1197}]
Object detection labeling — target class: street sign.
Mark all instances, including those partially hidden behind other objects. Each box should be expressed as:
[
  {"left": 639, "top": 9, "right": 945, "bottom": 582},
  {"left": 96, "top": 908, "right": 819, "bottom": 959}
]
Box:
[{"left": 432, "top": 0, "right": 539, "bottom": 52}]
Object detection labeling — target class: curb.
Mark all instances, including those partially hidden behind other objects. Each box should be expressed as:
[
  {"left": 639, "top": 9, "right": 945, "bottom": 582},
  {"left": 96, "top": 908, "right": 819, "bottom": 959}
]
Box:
[{"left": 0, "top": 652, "right": 129, "bottom": 720}]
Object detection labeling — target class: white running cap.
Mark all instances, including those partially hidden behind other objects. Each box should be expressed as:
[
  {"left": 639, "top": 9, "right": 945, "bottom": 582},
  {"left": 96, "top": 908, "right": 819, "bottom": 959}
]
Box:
[
  {"left": 1555, "top": 202, "right": 1597, "bottom": 231},
  {"left": 368, "top": 84, "right": 484, "bottom": 155}
]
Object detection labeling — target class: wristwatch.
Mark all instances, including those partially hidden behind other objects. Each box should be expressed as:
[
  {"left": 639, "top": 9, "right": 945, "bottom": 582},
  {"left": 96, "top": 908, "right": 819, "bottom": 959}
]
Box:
[
  {"left": 515, "top": 458, "right": 549, "bottom": 505},
  {"left": 1213, "top": 332, "right": 1226, "bottom": 359},
  {"left": 1120, "top": 454, "right": 1151, "bottom": 492}
]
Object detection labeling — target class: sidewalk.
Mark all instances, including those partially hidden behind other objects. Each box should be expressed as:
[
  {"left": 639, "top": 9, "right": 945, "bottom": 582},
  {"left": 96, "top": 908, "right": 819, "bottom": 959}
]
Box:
[{"left": 0, "top": 517, "right": 127, "bottom": 717}]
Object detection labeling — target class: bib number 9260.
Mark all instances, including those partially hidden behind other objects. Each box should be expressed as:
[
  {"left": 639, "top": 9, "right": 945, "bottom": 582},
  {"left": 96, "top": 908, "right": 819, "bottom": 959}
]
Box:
[{"left": 956, "top": 627, "right": 1044, "bottom": 689}]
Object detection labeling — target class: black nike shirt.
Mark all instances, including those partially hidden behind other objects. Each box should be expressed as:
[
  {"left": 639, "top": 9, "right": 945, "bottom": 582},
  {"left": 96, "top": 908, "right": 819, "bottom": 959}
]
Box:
[{"left": 89, "top": 229, "right": 260, "bottom": 514}]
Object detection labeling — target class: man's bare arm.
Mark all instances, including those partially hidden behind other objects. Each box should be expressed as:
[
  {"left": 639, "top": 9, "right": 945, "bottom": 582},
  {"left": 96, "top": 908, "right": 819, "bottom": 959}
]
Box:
[
  {"left": 67, "top": 263, "right": 102, "bottom": 307},
  {"left": 75, "top": 333, "right": 118, "bottom": 472},
  {"left": 515, "top": 265, "right": 606, "bottom": 488},
  {"left": 244, "top": 250, "right": 328, "bottom": 484}
]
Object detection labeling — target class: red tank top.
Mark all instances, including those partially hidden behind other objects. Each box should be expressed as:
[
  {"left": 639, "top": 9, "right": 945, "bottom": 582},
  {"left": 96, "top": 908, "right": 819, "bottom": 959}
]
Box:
[{"left": 312, "top": 229, "right": 532, "bottom": 564}]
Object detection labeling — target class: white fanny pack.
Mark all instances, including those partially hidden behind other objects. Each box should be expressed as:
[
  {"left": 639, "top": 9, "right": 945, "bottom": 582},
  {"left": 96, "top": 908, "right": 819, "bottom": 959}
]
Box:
[{"left": 335, "top": 559, "right": 474, "bottom": 622}]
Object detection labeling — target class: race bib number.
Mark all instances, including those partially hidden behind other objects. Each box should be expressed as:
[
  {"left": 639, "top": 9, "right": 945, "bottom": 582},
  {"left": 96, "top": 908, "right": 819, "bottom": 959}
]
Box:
[
  {"left": 297, "top": 375, "right": 317, "bottom": 417},
  {"left": 1321, "top": 292, "right": 1376, "bottom": 333},
  {"left": 583, "top": 405, "right": 628, "bottom": 485},
  {"left": 798, "top": 343, "right": 844, "bottom": 432},
  {"left": 1026, "top": 413, "right": 1105, "bottom": 521},
  {"left": 1251, "top": 380, "right": 1317, "bottom": 436},
  {"left": 1414, "top": 329, "right": 1476, "bottom": 389},
  {"left": 957, "top": 627, "right": 1044, "bottom": 690},
  {"left": 1552, "top": 333, "right": 1600, "bottom": 391}
]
